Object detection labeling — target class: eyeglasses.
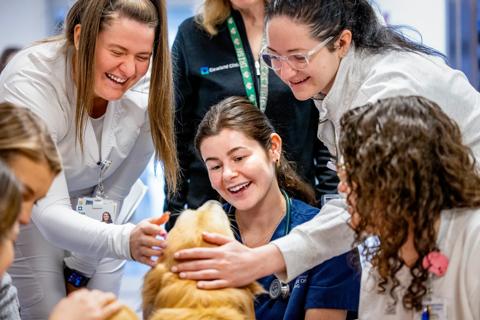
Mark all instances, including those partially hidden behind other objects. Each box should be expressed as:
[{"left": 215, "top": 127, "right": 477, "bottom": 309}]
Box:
[{"left": 260, "top": 36, "right": 333, "bottom": 71}]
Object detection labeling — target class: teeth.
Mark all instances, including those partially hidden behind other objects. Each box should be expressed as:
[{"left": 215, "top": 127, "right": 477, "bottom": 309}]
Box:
[
  {"left": 291, "top": 77, "right": 308, "bottom": 85},
  {"left": 106, "top": 73, "right": 127, "bottom": 84},
  {"left": 228, "top": 182, "right": 249, "bottom": 193}
]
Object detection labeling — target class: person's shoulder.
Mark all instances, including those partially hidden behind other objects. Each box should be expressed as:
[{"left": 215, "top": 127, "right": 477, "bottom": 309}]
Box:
[
  {"left": 1, "top": 39, "right": 67, "bottom": 87},
  {"left": 454, "top": 208, "right": 480, "bottom": 236},
  {"left": 19, "top": 40, "right": 66, "bottom": 65},
  {"left": 290, "top": 198, "right": 320, "bottom": 222},
  {"left": 362, "top": 48, "right": 449, "bottom": 80},
  {"left": 176, "top": 16, "right": 208, "bottom": 37}
]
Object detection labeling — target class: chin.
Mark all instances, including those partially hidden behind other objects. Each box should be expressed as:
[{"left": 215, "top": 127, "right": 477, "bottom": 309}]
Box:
[
  {"left": 96, "top": 90, "right": 127, "bottom": 102},
  {"left": 291, "top": 89, "right": 316, "bottom": 101}
]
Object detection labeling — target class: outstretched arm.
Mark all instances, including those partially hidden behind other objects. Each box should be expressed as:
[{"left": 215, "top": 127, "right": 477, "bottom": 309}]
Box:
[
  {"left": 173, "top": 233, "right": 285, "bottom": 289},
  {"left": 173, "top": 199, "right": 354, "bottom": 288}
]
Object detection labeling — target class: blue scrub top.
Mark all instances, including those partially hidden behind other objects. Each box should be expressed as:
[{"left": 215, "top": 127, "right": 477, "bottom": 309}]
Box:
[{"left": 226, "top": 198, "right": 360, "bottom": 320}]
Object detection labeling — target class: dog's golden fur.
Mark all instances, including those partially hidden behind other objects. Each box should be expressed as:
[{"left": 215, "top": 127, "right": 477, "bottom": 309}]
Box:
[
  {"left": 109, "top": 200, "right": 263, "bottom": 320},
  {"left": 142, "top": 200, "right": 263, "bottom": 320}
]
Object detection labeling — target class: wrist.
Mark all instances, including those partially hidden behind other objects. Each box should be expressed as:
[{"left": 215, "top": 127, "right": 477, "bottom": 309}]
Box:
[
  {"left": 251, "top": 243, "right": 285, "bottom": 279},
  {"left": 63, "top": 263, "right": 90, "bottom": 288}
]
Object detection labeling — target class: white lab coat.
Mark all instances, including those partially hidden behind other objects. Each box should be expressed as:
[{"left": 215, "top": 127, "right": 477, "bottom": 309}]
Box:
[{"left": 0, "top": 39, "right": 154, "bottom": 318}]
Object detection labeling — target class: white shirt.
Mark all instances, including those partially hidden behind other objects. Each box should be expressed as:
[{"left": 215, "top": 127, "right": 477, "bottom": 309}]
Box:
[
  {"left": 272, "top": 45, "right": 480, "bottom": 281},
  {"left": 0, "top": 40, "right": 154, "bottom": 275},
  {"left": 360, "top": 209, "right": 480, "bottom": 320}
]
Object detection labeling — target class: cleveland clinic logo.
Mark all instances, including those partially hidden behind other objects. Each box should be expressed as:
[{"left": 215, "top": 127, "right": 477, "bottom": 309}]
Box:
[{"left": 200, "top": 63, "right": 239, "bottom": 76}]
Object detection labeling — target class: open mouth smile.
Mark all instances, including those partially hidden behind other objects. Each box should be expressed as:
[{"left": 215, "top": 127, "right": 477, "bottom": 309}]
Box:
[
  {"left": 289, "top": 76, "right": 309, "bottom": 86},
  {"left": 227, "top": 182, "right": 251, "bottom": 193},
  {"left": 106, "top": 73, "right": 128, "bottom": 84}
]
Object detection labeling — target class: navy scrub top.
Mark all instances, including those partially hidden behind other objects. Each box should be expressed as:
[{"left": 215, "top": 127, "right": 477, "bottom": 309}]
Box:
[{"left": 226, "top": 198, "right": 360, "bottom": 320}]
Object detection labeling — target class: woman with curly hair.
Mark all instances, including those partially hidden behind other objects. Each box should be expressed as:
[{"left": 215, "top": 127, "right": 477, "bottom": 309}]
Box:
[{"left": 337, "top": 95, "right": 480, "bottom": 319}]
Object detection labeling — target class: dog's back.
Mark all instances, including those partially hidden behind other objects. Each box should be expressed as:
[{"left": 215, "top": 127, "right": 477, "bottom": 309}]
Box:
[{"left": 142, "top": 200, "right": 263, "bottom": 320}]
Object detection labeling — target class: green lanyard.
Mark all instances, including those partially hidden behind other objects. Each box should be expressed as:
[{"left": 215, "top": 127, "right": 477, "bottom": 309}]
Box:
[{"left": 227, "top": 15, "right": 269, "bottom": 112}]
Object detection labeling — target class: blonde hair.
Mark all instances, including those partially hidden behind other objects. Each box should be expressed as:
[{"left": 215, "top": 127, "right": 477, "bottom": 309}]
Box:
[
  {"left": 64, "top": 0, "right": 177, "bottom": 193},
  {"left": 0, "top": 161, "right": 21, "bottom": 241},
  {"left": 195, "top": 0, "right": 231, "bottom": 36},
  {"left": 0, "top": 102, "right": 61, "bottom": 175}
]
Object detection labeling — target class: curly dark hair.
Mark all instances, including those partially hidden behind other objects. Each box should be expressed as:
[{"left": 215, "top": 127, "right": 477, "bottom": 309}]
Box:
[{"left": 339, "top": 95, "right": 480, "bottom": 310}]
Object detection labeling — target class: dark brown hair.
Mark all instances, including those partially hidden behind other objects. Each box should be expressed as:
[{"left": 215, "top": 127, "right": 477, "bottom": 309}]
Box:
[
  {"left": 266, "top": 0, "right": 443, "bottom": 57},
  {"left": 339, "top": 95, "right": 480, "bottom": 310},
  {"left": 64, "top": 0, "right": 177, "bottom": 193},
  {"left": 195, "top": 96, "right": 315, "bottom": 204}
]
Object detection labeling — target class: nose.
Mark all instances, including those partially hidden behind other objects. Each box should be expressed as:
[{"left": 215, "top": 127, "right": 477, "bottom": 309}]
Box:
[
  {"left": 277, "top": 62, "right": 297, "bottom": 81},
  {"left": 337, "top": 179, "right": 348, "bottom": 193},
  {"left": 119, "top": 56, "right": 136, "bottom": 77},
  {"left": 18, "top": 203, "right": 33, "bottom": 225},
  {"left": 222, "top": 163, "right": 238, "bottom": 180}
]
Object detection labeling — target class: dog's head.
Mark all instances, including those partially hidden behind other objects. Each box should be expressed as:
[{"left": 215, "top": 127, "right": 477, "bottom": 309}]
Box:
[
  {"left": 161, "top": 200, "right": 235, "bottom": 268},
  {"left": 142, "top": 200, "right": 264, "bottom": 320}
]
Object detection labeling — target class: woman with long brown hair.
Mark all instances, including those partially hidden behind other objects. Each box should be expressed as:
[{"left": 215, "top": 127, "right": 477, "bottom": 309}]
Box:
[
  {"left": 195, "top": 97, "right": 359, "bottom": 320},
  {"left": 0, "top": 0, "right": 176, "bottom": 317}
]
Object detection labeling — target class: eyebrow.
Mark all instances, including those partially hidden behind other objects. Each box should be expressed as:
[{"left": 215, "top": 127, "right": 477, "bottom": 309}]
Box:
[
  {"left": 21, "top": 184, "right": 34, "bottom": 198},
  {"left": 107, "top": 44, "right": 152, "bottom": 55},
  {"left": 266, "top": 46, "right": 308, "bottom": 54},
  {"left": 204, "top": 146, "right": 246, "bottom": 163}
]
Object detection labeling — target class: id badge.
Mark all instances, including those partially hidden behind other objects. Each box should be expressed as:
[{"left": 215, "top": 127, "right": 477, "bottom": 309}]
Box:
[
  {"left": 321, "top": 193, "right": 342, "bottom": 207},
  {"left": 417, "top": 296, "right": 448, "bottom": 320},
  {"left": 76, "top": 197, "right": 118, "bottom": 224}
]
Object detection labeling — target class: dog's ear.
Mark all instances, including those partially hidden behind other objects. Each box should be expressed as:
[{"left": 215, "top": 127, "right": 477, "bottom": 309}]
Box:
[{"left": 142, "top": 264, "right": 169, "bottom": 319}]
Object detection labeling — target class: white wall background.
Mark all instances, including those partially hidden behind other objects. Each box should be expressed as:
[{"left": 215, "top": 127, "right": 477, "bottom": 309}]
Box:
[
  {"left": 0, "top": 0, "right": 448, "bottom": 55},
  {"left": 0, "top": 0, "right": 197, "bottom": 53},
  {"left": 374, "top": 0, "right": 447, "bottom": 54},
  {"left": 0, "top": 0, "right": 50, "bottom": 52}
]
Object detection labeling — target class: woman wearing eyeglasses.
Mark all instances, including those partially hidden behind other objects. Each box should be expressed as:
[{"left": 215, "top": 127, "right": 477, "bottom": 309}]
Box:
[
  {"left": 166, "top": 0, "right": 339, "bottom": 223},
  {"left": 173, "top": 0, "right": 480, "bottom": 301}
]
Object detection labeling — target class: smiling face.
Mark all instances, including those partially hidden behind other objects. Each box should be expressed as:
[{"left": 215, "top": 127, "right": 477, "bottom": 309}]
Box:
[
  {"left": 7, "top": 155, "right": 56, "bottom": 225},
  {"left": 75, "top": 16, "right": 154, "bottom": 105},
  {"left": 266, "top": 15, "right": 347, "bottom": 100},
  {"left": 200, "top": 129, "right": 280, "bottom": 212}
]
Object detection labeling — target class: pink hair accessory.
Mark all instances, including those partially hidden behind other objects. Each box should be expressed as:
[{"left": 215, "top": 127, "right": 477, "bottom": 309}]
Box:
[{"left": 422, "top": 251, "right": 449, "bottom": 277}]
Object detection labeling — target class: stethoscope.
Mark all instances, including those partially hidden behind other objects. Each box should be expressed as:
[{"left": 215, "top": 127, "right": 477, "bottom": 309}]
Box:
[{"left": 226, "top": 189, "right": 292, "bottom": 300}]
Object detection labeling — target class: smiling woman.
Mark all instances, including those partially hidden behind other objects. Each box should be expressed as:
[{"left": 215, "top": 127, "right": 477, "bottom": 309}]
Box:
[
  {"left": 0, "top": 0, "right": 176, "bottom": 318},
  {"left": 74, "top": 17, "right": 155, "bottom": 116}
]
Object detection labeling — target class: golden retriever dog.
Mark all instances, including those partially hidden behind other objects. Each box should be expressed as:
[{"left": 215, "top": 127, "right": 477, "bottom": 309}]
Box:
[
  {"left": 108, "top": 200, "right": 263, "bottom": 320},
  {"left": 142, "top": 200, "right": 264, "bottom": 320}
]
